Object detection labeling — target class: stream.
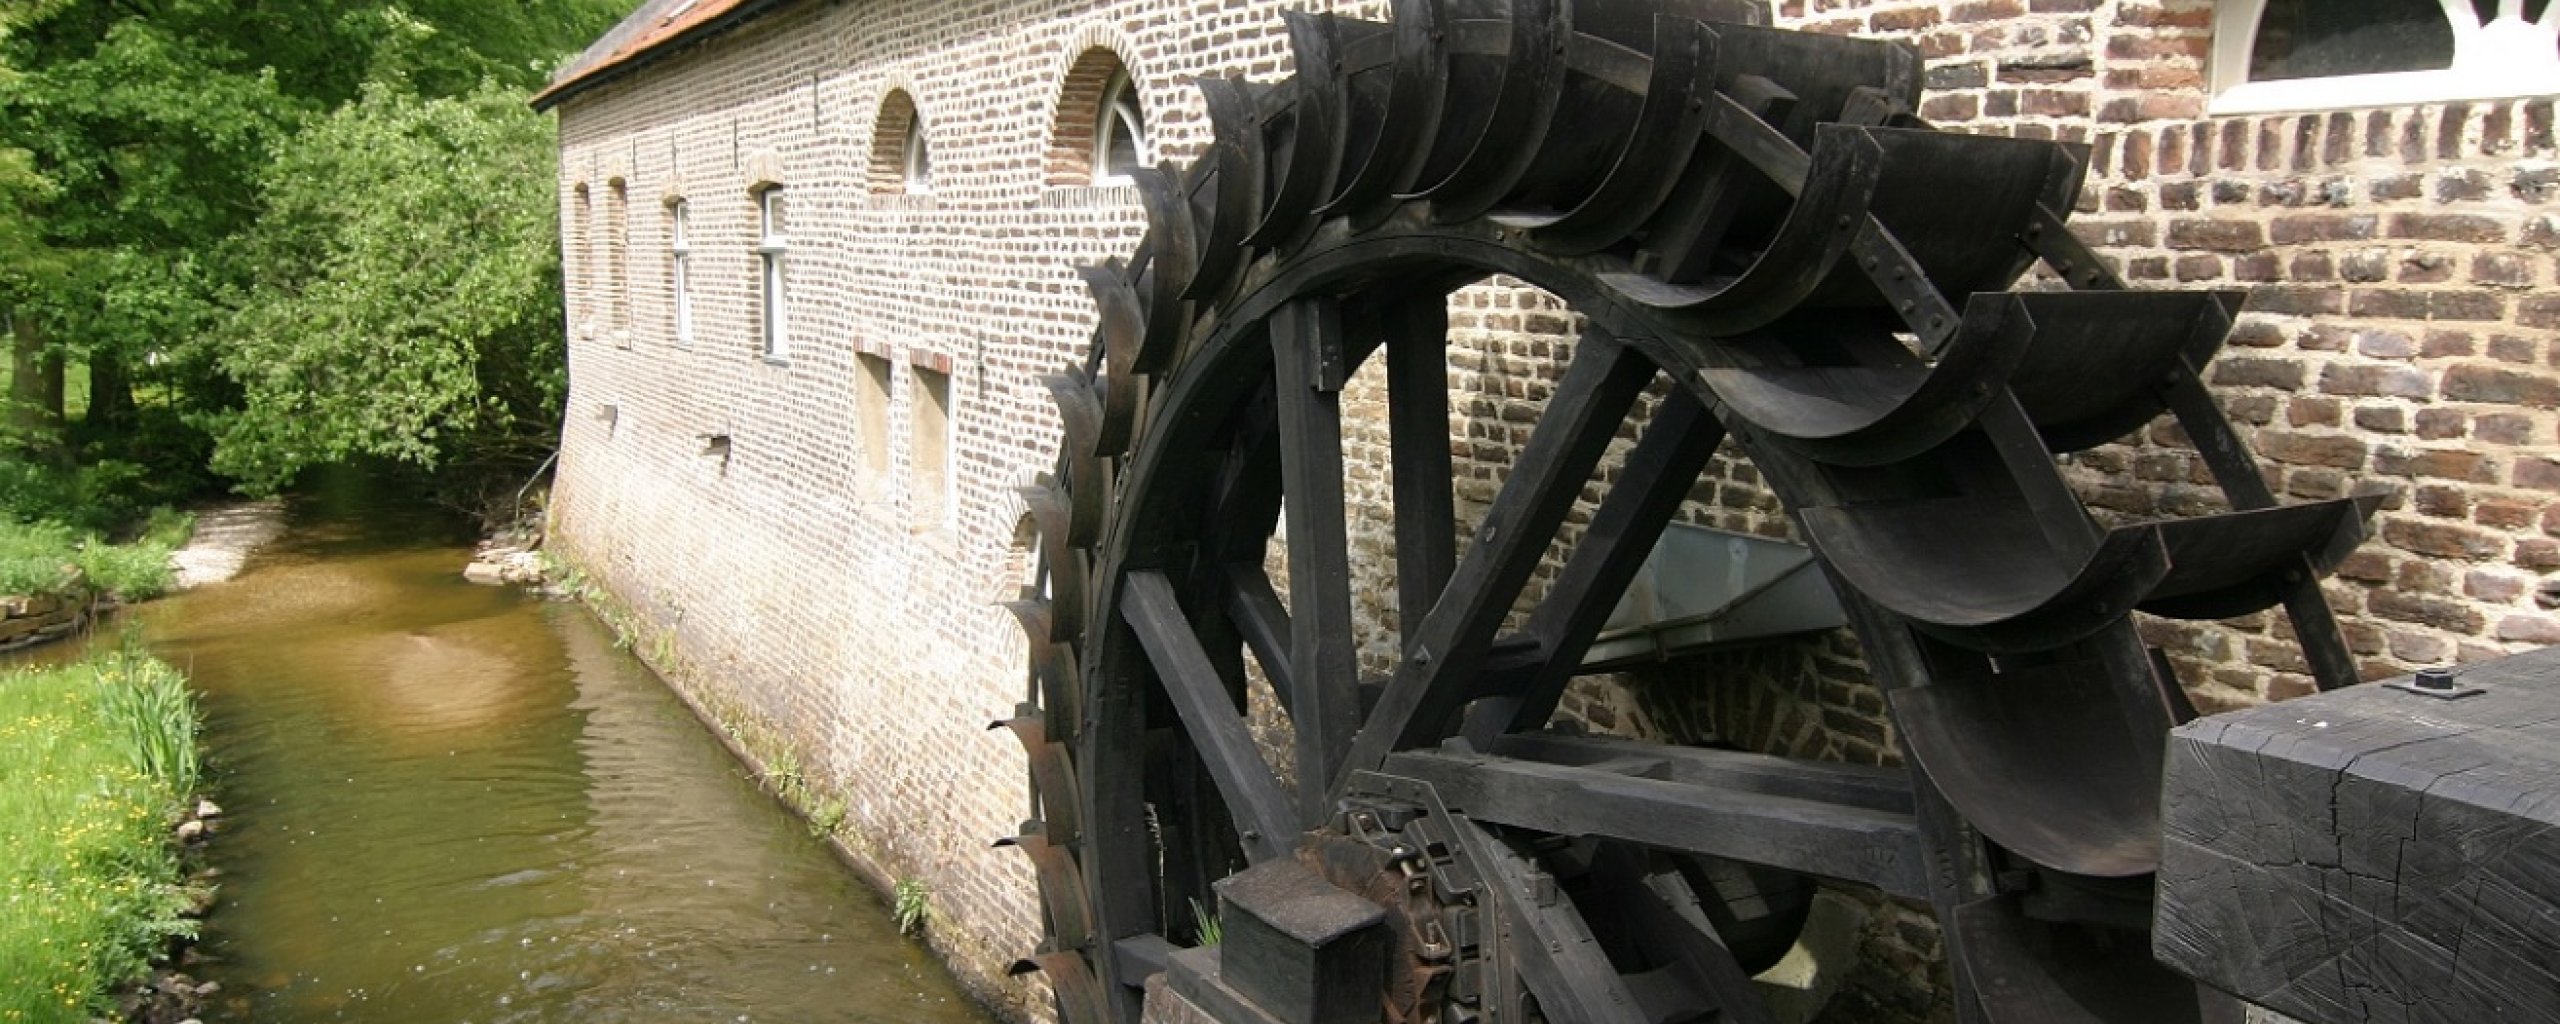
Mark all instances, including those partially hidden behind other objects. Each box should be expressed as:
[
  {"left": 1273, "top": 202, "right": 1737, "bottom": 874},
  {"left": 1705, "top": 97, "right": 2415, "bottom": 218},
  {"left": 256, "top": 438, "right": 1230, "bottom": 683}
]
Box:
[{"left": 105, "top": 487, "right": 996, "bottom": 1022}]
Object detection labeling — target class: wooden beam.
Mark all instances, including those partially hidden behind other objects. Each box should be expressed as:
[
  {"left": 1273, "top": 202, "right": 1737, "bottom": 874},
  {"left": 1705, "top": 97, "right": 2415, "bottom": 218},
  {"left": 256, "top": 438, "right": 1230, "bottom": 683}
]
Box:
[
  {"left": 1485, "top": 732, "right": 1914, "bottom": 816},
  {"left": 1473, "top": 387, "right": 1725, "bottom": 741},
  {"left": 2157, "top": 648, "right": 2560, "bottom": 1024},
  {"left": 1382, "top": 298, "right": 1457, "bottom": 639},
  {"left": 1271, "top": 298, "right": 1363, "bottom": 825},
  {"left": 1223, "top": 562, "right": 1295, "bottom": 713},
  {"left": 1343, "top": 333, "right": 1654, "bottom": 787},
  {"left": 1446, "top": 815, "right": 1652, "bottom": 1024},
  {"left": 1380, "top": 747, "right": 1933, "bottom": 899},
  {"left": 1123, "top": 571, "right": 1297, "bottom": 864}
]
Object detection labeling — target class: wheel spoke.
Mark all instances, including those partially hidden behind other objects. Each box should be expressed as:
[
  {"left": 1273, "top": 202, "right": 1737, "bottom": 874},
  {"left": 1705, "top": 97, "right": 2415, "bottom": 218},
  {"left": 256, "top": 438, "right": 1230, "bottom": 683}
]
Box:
[
  {"left": 1343, "top": 331, "right": 1655, "bottom": 786},
  {"left": 1271, "top": 297, "right": 1362, "bottom": 824},
  {"left": 1221, "top": 562, "right": 1295, "bottom": 712},
  {"left": 1470, "top": 387, "right": 1726, "bottom": 742},
  {"left": 1123, "top": 571, "right": 1298, "bottom": 863},
  {"left": 1446, "top": 816, "right": 1651, "bottom": 1024},
  {"left": 1381, "top": 298, "right": 1456, "bottom": 635}
]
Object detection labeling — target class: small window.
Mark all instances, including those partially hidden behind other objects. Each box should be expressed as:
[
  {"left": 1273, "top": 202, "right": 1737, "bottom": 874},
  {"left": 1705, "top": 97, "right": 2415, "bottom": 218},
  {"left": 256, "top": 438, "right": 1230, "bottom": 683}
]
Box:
[
  {"left": 756, "top": 187, "right": 788, "bottom": 360},
  {"left": 856, "top": 352, "right": 893, "bottom": 481},
  {"left": 1094, "top": 70, "right": 1147, "bottom": 184},
  {"left": 870, "top": 91, "right": 930, "bottom": 195},
  {"left": 2212, "top": 0, "right": 2560, "bottom": 113},
  {"left": 669, "top": 199, "right": 693, "bottom": 348},
  {"left": 912, "top": 364, "right": 952, "bottom": 529},
  {"left": 902, "top": 117, "right": 932, "bottom": 194}
]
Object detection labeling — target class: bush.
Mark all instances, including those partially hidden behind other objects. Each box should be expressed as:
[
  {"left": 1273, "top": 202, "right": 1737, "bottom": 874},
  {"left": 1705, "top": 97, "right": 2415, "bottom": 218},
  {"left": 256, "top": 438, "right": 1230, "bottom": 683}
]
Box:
[
  {"left": 0, "top": 653, "right": 201, "bottom": 1023},
  {"left": 0, "top": 513, "right": 184, "bottom": 601}
]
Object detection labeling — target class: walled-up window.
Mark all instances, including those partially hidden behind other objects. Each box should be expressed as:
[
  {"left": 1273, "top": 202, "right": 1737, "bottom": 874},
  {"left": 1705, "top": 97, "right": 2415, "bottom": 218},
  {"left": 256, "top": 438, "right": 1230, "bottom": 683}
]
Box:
[
  {"left": 569, "top": 184, "right": 592, "bottom": 326},
  {"left": 669, "top": 198, "right": 694, "bottom": 348},
  {"left": 607, "top": 179, "right": 631, "bottom": 340},
  {"left": 1046, "top": 49, "right": 1150, "bottom": 188},
  {"left": 869, "top": 91, "right": 931, "bottom": 195},
  {"left": 856, "top": 353, "right": 893, "bottom": 480},
  {"left": 912, "top": 364, "right": 951, "bottom": 528},
  {"left": 2212, "top": 0, "right": 2560, "bottom": 112},
  {"left": 756, "top": 187, "right": 788, "bottom": 360}
]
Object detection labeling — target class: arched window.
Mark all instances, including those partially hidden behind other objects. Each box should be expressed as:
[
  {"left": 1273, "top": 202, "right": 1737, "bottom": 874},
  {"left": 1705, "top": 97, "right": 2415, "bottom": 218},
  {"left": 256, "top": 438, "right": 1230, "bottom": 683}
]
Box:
[
  {"left": 1095, "top": 69, "right": 1148, "bottom": 185},
  {"left": 870, "top": 90, "right": 930, "bottom": 195},
  {"left": 903, "top": 115, "right": 932, "bottom": 194},
  {"left": 2212, "top": 0, "right": 2560, "bottom": 113},
  {"left": 1046, "top": 48, "right": 1149, "bottom": 188}
]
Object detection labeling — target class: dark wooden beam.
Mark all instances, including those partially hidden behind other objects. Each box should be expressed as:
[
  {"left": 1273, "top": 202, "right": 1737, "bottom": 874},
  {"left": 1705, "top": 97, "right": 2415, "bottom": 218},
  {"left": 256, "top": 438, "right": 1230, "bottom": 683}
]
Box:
[
  {"left": 1485, "top": 732, "right": 1914, "bottom": 816},
  {"left": 2157, "top": 648, "right": 2560, "bottom": 1024},
  {"left": 1472, "top": 387, "right": 1725, "bottom": 741},
  {"left": 1378, "top": 747, "right": 1933, "bottom": 899},
  {"left": 1271, "top": 298, "right": 1363, "bottom": 824},
  {"left": 1222, "top": 562, "right": 1295, "bottom": 713},
  {"left": 1382, "top": 298, "right": 1456, "bottom": 640},
  {"left": 1343, "top": 333, "right": 1654, "bottom": 789},
  {"left": 1446, "top": 815, "right": 1652, "bottom": 1024},
  {"left": 1122, "top": 571, "right": 1297, "bottom": 864}
]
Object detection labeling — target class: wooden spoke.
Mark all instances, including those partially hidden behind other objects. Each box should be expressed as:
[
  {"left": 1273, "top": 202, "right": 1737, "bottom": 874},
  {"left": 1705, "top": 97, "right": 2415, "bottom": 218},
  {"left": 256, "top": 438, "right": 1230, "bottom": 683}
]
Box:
[
  {"left": 1122, "top": 571, "right": 1297, "bottom": 864},
  {"left": 1222, "top": 562, "right": 1295, "bottom": 712},
  {"left": 1271, "top": 297, "right": 1362, "bottom": 824},
  {"left": 1470, "top": 387, "right": 1727, "bottom": 742},
  {"left": 1341, "top": 332, "right": 1655, "bottom": 788},
  {"left": 1381, "top": 297, "right": 1457, "bottom": 641}
]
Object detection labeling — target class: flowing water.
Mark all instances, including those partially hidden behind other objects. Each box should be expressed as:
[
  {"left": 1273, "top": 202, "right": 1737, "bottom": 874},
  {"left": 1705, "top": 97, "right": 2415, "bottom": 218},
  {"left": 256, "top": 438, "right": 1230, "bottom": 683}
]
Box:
[{"left": 116, "top": 489, "right": 995, "bottom": 1023}]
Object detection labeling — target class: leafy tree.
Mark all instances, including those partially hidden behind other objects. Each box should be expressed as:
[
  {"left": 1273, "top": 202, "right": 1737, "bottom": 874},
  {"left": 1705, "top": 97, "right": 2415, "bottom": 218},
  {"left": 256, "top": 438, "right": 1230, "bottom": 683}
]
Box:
[
  {"left": 0, "top": 0, "right": 628, "bottom": 515},
  {"left": 207, "top": 83, "right": 566, "bottom": 498}
]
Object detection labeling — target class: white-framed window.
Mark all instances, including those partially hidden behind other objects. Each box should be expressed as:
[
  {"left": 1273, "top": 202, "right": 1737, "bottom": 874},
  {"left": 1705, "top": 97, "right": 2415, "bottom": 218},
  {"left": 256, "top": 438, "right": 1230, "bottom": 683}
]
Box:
[
  {"left": 1094, "top": 69, "right": 1148, "bottom": 185},
  {"left": 902, "top": 116, "right": 932, "bottom": 194},
  {"left": 756, "top": 187, "right": 788, "bottom": 360},
  {"left": 2212, "top": 0, "right": 2560, "bottom": 114},
  {"left": 669, "top": 198, "right": 693, "bottom": 348}
]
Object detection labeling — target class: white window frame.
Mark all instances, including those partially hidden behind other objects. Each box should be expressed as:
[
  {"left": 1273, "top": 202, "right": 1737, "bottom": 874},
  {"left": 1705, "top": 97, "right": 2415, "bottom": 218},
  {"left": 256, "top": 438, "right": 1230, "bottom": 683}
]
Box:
[
  {"left": 2211, "top": 0, "right": 2560, "bottom": 114},
  {"left": 756, "top": 187, "right": 788, "bottom": 361},
  {"left": 669, "top": 198, "right": 694, "bottom": 348},
  {"left": 902, "top": 117, "right": 932, "bottom": 194},
  {"left": 1093, "top": 69, "right": 1149, "bottom": 186}
]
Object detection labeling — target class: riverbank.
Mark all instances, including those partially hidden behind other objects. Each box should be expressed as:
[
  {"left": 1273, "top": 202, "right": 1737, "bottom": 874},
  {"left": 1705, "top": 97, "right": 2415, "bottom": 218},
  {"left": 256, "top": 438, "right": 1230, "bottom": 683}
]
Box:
[
  {"left": 0, "top": 653, "right": 209, "bottom": 1024},
  {"left": 168, "top": 501, "right": 286, "bottom": 591},
  {"left": 0, "top": 513, "right": 191, "bottom": 654}
]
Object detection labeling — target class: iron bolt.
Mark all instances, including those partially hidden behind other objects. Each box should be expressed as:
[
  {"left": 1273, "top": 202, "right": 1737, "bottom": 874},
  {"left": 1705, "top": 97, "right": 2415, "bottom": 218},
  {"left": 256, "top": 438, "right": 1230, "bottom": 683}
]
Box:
[{"left": 2414, "top": 668, "right": 2457, "bottom": 692}]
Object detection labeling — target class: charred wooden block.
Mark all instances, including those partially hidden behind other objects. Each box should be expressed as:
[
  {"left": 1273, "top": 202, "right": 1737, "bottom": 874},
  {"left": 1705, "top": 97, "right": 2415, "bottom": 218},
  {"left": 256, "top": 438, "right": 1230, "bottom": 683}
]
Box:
[
  {"left": 2156, "top": 645, "right": 2560, "bottom": 1024},
  {"left": 1208, "top": 858, "right": 1388, "bottom": 1024}
]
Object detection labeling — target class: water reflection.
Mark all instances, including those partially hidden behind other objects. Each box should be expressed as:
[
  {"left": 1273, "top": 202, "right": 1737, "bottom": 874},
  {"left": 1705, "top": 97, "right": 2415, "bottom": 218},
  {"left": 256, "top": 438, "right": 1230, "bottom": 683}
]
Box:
[{"left": 130, "top": 500, "right": 991, "bottom": 1023}]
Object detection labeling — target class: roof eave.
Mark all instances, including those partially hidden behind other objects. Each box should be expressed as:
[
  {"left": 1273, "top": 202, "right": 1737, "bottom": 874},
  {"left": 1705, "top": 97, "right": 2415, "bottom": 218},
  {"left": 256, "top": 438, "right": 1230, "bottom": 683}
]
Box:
[{"left": 530, "top": 0, "right": 799, "bottom": 112}]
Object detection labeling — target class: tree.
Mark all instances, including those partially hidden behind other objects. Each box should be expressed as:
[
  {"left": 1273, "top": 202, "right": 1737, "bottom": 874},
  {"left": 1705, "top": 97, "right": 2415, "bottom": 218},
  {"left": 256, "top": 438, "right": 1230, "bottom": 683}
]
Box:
[{"left": 206, "top": 83, "right": 566, "bottom": 498}]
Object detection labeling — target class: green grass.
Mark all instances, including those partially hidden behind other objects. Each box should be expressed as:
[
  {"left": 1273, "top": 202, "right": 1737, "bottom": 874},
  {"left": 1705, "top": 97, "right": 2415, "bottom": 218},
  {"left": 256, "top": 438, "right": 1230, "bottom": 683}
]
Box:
[
  {"left": 0, "top": 510, "right": 187, "bottom": 603},
  {"left": 0, "top": 653, "right": 202, "bottom": 1024}
]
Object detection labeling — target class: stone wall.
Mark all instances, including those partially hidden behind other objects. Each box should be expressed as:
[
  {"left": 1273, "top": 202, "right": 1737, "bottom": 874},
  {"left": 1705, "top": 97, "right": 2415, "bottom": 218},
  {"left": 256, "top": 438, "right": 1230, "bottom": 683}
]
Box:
[
  {"left": 0, "top": 590, "right": 90, "bottom": 652},
  {"left": 545, "top": 0, "right": 2558, "bottom": 1019}
]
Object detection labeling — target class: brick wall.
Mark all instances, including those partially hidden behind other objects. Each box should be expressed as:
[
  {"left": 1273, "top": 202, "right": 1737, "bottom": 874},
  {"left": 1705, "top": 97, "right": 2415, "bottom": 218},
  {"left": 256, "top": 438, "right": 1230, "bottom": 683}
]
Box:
[{"left": 546, "top": 0, "right": 2557, "bottom": 1018}]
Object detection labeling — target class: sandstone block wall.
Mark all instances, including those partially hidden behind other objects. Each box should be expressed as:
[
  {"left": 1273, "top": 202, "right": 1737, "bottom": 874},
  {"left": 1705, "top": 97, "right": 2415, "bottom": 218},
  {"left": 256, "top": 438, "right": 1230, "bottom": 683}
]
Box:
[{"left": 546, "top": 0, "right": 2556, "bottom": 1018}]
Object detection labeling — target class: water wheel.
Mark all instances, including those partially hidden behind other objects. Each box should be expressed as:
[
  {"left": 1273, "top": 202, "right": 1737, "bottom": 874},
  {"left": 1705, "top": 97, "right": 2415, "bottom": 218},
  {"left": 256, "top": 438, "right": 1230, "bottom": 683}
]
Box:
[{"left": 995, "top": 1, "right": 2378, "bottom": 1021}]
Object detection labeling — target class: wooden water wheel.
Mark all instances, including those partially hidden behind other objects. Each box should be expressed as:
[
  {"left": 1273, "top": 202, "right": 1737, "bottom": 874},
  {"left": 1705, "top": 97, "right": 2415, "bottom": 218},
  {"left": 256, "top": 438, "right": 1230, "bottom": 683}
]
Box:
[{"left": 994, "top": 1, "right": 2379, "bottom": 1020}]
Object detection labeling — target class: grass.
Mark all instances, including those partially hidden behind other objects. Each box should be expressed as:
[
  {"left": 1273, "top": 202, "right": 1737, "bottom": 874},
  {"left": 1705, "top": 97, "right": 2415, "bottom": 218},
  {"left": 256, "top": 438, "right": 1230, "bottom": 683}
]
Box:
[
  {"left": 894, "top": 878, "right": 932, "bottom": 936},
  {"left": 0, "top": 509, "right": 188, "bottom": 603},
  {"left": 0, "top": 653, "right": 202, "bottom": 1024}
]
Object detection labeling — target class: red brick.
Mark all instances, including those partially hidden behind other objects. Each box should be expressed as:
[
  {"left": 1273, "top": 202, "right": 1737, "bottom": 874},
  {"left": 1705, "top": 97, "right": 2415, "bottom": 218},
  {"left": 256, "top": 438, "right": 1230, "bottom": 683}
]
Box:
[
  {"left": 2383, "top": 517, "right": 2500, "bottom": 560},
  {"left": 2166, "top": 218, "right": 2264, "bottom": 252},
  {"left": 2389, "top": 213, "right": 2509, "bottom": 243}
]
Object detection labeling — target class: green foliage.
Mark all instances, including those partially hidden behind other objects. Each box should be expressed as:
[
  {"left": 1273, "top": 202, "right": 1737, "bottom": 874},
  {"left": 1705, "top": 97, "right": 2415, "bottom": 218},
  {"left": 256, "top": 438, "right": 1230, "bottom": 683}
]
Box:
[
  {"left": 208, "top": 82, "right": 566, "bottom": 496},
  {"left": 0, "top": 512, "right": 181, "bottom": 600},
  {"left": 1191, "top": 898, "right": 1222, "bottom": 947},
  {"left": 0, "top": 0, "right": 628, "bottom": 511},
  {"left": 0, "top": 652, "right": 202, "bottom": 1022},
  {"left": 894, "top": 878, "right": 932, "bottom": 937}
]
